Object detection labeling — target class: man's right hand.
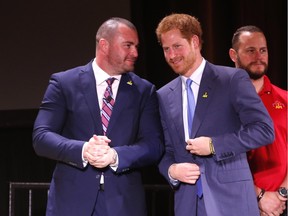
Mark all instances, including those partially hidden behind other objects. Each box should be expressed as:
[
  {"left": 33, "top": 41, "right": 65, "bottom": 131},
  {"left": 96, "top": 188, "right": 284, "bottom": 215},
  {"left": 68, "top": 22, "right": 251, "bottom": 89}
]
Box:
[{"left": 169, "top": 163, "right": 200, "bottom": 184}]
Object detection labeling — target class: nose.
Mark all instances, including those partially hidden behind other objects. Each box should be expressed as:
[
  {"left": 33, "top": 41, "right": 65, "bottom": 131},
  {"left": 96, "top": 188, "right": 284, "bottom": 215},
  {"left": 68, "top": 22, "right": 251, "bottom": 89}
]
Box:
[
  {"left": 166, "top": 49, "right": 176, "bottom": 59},
  {"left": 255, "top": 51, "right": 261, "bottom": 59},
  {"left": 254, "top": 50, "right": 266, "bottom": 60},
  {"left": 131, "top": 46, "right": 138, "bottom": 57}
]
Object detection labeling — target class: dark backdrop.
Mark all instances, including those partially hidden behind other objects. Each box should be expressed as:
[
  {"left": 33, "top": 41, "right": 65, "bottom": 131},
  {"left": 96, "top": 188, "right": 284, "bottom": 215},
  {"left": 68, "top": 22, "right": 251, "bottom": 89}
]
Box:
[
  {"left": 132, "top": 0, "right": 287, "bottom": 90},
  {"left": 1, "top": 0, "right": 286, "bottom": 215}
]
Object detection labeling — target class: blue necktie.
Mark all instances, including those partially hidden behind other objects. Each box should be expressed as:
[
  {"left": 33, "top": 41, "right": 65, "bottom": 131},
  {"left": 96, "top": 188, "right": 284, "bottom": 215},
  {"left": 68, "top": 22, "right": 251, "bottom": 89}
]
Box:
[{"left": 186, "top": 79, "right": 203, "bottom": 197}]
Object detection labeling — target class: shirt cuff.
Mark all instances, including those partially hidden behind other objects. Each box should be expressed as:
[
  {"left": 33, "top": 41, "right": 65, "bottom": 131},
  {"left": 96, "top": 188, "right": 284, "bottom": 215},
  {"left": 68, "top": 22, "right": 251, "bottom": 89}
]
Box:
[
  {"left": 168, "top": 172, "right": 179, "bottom": 186},
  {"left": 82, "top": 142, "right": 88, "bottom": 167},
  {"left": 109, "top": 148, "right": 119, "bottom": 171}
]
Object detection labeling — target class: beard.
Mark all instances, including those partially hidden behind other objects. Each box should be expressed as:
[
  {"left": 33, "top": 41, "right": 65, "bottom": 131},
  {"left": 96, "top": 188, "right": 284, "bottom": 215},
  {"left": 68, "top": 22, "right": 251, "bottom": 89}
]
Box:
[
  {"left": 237, "top": 58, "right": 268, "bottom": 80},
  {"left": 167, "top": 51, "right": 197, "bottom": 76}
]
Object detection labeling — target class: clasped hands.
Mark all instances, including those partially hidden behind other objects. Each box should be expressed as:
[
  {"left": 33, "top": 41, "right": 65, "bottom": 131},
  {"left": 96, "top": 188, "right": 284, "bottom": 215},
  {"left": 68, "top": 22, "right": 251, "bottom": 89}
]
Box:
[
  {"left": 168, "top": 136, "right": 212, "bottom": 185},
  {"left": 259, "top": 191, "right": 287, "bottom": 216},
  {"left": 83, "top": 135, "right": 116, "bottom": 168}
]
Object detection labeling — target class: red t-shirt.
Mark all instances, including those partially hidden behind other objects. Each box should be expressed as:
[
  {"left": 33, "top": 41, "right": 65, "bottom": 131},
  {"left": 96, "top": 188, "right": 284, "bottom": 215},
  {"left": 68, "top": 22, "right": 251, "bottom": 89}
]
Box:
[{"left": 247, "top": 75, "right": 287, "bottom": 191}]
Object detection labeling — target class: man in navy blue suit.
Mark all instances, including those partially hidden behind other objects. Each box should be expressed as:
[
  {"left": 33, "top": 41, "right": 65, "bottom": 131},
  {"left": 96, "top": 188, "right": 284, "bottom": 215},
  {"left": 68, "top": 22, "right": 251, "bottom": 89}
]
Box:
[
  {"left": 155, "top": 13, "right": 274, "bottom": 216},
  {"left": 33, "top": 17, "right": 164, "bottom": 216}
]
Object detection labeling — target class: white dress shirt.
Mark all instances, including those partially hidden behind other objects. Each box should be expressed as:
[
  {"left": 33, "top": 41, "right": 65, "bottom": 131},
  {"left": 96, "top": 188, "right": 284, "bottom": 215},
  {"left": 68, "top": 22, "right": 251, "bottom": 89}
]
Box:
[{"left": 182, "top": 58, "right": 206, "bottom": 141}]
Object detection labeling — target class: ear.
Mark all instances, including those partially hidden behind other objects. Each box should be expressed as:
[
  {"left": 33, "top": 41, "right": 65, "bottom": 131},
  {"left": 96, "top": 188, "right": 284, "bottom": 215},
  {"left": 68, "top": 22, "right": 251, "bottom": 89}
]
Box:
[
  {"left": 229, "top": 48, "right": 237, "bottom": 63},
  {"left": 191, "top": 35, "right": 200, "bottom": 48},
  {"left": 99, "top": 38, "right": 109, "bottom": 52}
]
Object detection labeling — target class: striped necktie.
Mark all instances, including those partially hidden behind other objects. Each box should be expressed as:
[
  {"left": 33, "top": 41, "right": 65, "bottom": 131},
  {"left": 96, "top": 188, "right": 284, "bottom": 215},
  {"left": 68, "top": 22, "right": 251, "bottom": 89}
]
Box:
[{"left": 101, "top": 77, "right": 115, "bottom": 135}]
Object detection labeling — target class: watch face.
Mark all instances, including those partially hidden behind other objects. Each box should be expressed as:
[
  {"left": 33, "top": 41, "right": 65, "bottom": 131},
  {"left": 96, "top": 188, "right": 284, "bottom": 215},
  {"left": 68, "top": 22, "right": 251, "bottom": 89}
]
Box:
[{"left": 279, "top": 187, "right": 288, "bottom": 197}]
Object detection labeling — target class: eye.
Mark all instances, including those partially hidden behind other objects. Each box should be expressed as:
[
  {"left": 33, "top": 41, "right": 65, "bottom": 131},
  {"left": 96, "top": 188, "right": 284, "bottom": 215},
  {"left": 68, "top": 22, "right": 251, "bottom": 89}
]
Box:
[
  {"left": 260, "top": 48, "right": 268, "bottom": 54},
  {"left": 163, "top": 47, "right": 170, "bottom": 52},
  {"left": 173, "top": 44, "right": 181, "bottom": 49},
  {"left": 246, "top": 49, "right": 255, "bottom": 54},
  {"left": 124, "top": 43, "right": 132, "bottom": 49}
]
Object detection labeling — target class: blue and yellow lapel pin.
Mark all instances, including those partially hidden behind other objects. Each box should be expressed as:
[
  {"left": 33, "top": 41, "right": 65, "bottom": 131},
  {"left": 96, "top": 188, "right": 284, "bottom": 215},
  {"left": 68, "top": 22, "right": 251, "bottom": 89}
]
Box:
[
  {"left": 127, "top": 80, "right": 133, "bottom": 85},
  {"left": 202, "top": 92, "right": 208, "bottom": 98}
]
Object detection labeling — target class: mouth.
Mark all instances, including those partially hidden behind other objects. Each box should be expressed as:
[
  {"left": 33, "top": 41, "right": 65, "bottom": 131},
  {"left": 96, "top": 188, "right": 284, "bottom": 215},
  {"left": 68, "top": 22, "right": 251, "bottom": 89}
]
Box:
[
  {"left": 170, "top": 57, "right": 182, "bottom": 66},
  {"left": 125, "top": 59, "right": 136, "bottom": 66},
  {"left": 126, "top": 57, "right": 137, "bottom": 63},
  {"left": 251, "top": 61, "right": 266, "bottom": 66}
]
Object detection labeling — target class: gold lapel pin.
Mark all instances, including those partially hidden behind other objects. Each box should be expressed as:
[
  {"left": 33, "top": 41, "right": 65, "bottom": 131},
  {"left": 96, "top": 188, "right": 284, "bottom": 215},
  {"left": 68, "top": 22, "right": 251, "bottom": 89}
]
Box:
[{"left": 202, "top": 92, "right": 208, "bottom": 98}]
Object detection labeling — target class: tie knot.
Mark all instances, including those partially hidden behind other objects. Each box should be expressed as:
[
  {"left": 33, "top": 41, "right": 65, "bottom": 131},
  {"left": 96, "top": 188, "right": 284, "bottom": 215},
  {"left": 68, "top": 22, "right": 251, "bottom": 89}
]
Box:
[
  {"left": 186, "top": 78, "right": 193, "bottom": 87},
  {"left": 106, "top": 77, "right": 115, "bottom": 86}
]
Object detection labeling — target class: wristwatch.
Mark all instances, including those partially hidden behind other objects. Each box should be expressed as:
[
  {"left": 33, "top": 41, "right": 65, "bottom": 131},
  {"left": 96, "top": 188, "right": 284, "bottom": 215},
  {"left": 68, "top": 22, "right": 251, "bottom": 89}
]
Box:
[{"left": 278, "top": 187, "right": 288, "bottom": 198}]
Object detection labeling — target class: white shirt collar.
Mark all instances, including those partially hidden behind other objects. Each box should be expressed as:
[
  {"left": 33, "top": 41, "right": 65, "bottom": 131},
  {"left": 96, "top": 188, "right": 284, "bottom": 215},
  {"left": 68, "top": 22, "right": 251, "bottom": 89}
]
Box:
[
  {"left": 92, "top": 58, "right": 121, "bottom": 85},
  {"left": 181, "top": 58, "right": 206, "bottom": 87}
]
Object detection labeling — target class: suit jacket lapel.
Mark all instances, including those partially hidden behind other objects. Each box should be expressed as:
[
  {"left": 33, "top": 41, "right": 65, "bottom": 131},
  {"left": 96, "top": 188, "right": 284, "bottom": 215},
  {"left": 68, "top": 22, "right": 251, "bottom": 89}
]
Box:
[
  {"left": 79, "top": 62, "right": 103, "bottom": 134},
  {"left": 106, "top": 73, "right": 134, "bottom": 136},
  {"left": 191, "top": 62, "right": 218, "bottom": 137},
  {"left": 167, "top": 77, "right": 186, "bottom": 142}
]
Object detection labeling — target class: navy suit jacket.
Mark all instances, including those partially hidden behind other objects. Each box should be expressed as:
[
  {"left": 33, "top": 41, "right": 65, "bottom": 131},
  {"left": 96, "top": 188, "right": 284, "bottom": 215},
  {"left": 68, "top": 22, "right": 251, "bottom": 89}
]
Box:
[
  {"left": 33, "top": 61, "right": 164, "bottom": 216},
  {"left": 157, "top": 62, "right": 274, "bottom": 216}
]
